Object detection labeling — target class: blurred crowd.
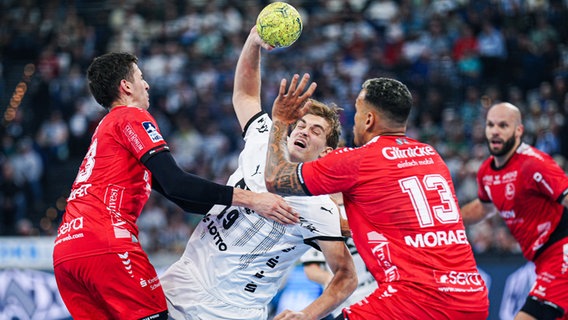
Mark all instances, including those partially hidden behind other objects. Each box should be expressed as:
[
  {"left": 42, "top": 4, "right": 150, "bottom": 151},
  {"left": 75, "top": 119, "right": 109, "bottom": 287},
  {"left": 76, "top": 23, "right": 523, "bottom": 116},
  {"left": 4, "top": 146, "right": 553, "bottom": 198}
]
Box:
[{"left": 1, "top": 0, "right": 567, "bottom": 257}]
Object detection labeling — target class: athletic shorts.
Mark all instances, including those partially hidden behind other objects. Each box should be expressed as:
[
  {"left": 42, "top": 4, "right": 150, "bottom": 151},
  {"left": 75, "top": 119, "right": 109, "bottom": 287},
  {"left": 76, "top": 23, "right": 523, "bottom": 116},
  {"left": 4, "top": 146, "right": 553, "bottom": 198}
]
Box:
[
  {"left": 343, "top": 282, "right": 488, "bottom": 320},
  {"left": 161, "top": 258, "right": 267, "bottom": 320},
  {"left": 529, "top": 239, "right": 568, "bottom": 319},
  {"left": 54, "top": 250, "right": 167, "bottom": 320}
]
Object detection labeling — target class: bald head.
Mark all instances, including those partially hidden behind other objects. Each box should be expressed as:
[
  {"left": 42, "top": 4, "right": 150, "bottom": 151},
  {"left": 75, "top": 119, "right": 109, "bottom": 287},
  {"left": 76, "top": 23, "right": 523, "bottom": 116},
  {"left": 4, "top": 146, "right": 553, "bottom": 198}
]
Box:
[{"left": 487, "top": 102, "right": 522, "bottom": 126}]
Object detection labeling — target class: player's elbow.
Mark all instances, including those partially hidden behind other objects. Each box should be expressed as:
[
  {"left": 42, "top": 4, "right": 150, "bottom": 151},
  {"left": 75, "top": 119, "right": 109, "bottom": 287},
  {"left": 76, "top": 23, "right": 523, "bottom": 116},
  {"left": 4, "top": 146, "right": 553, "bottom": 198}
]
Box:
[{"left": 342, "top": 269, "right": 358, "bottom": 297}]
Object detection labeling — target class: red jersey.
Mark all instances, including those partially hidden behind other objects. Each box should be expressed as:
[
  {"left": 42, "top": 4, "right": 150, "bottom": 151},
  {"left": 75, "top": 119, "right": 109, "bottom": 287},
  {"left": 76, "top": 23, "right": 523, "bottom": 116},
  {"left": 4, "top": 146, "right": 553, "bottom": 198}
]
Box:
[
  {"left": 53, "top": 106, "right": 169, "bottom": 266},
  {"left": 299, "top": 135, "right": 488, "bottom": 313},
  {"left": 477, "top": 142, "right": 568, "bottom": 261}
]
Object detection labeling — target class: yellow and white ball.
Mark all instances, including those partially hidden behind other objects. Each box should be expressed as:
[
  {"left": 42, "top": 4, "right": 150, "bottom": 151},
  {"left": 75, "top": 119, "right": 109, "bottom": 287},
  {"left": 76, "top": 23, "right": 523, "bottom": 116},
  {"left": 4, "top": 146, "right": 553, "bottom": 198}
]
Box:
[{"left": 256, "top": 2, "right": 303, "bottom": 48}]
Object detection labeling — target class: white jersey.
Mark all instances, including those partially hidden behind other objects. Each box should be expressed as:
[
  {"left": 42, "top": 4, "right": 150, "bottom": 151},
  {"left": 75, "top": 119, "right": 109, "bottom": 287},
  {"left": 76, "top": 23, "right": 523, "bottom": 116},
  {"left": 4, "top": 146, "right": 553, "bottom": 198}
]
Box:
[
  {"left": 300, "top": 205, "right": 378, "bottom": 317},
  {"left": 161, "top": 113, "right": 343, "bottom": 316}
]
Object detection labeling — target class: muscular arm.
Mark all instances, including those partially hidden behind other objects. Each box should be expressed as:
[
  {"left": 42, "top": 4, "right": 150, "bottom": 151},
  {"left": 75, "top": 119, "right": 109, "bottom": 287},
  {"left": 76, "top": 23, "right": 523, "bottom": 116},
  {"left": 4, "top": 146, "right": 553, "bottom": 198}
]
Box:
[
  {"left": 460, "top": 198, "right": 498, "bottom": 225},
  {"left": 275, "top": 241, "right": 357, "bottom": 320},
  {"left": 233, "top": 27, "right": 271, "bottom": 130},
  {"left": 145, "top": 151, "right": 298, "bottom": 224}
]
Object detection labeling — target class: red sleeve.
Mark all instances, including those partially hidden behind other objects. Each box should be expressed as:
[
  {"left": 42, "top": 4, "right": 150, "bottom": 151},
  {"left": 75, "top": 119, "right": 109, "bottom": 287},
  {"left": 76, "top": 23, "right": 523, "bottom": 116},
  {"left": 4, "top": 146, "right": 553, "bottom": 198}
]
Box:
[
  {"left": 115, "top": 108, "right": 168, "bottom": 161},
  {"left": 300, "top": 147, "right": 361, "bottom": 196},
  {"left": 522, "top": 153, "right": 568, "bottom": 203}
]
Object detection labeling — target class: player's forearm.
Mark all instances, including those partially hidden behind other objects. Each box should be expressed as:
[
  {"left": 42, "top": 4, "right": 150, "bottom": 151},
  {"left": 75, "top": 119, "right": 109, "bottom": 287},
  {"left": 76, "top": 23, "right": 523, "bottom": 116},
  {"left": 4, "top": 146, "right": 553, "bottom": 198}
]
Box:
[
  {"left": 265, "top": 120, "right": 305, "bottom": 196},
  {"left": 301, "top": 268, "right": 357, "bottom": 319},
  {"left": 234, "top": 35, "right": 261, "bottom": 99},
  {"left": 460, "top": 198, "right": 490, "bottom": 225}
]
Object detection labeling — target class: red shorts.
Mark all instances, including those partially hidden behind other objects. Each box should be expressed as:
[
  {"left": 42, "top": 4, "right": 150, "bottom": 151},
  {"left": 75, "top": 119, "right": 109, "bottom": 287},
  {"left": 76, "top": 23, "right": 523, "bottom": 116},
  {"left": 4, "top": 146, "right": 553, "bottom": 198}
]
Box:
[
  {"left": 54, "top": 250, "right": 167, "bottom": 320},
  {"left": 343, "top": 282, "right": 488, "bottom": 320},
  {"left": 530, "top": 238, "right": 568, "bottom": 319}
]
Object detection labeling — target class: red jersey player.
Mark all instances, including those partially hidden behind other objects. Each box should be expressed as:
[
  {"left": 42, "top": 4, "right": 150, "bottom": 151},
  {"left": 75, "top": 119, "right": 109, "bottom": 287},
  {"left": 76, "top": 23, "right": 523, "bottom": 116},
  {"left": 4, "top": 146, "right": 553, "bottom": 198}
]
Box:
[
  {"left": 52, "top": 52, "right": 297, "bottom": 320},
  {"left": 265, "top": 76, "right": 489, "bottom": 319},
  {"left": 461, "top": 102, "right": 568, "bottom": 320}
]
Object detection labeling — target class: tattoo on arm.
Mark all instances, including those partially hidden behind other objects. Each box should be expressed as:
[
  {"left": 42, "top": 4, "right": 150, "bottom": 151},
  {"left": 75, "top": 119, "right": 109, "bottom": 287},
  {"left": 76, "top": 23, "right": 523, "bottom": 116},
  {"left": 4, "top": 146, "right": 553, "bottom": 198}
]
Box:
[{"left": 266, "top": 120, "right": 306, "bottom": 196}]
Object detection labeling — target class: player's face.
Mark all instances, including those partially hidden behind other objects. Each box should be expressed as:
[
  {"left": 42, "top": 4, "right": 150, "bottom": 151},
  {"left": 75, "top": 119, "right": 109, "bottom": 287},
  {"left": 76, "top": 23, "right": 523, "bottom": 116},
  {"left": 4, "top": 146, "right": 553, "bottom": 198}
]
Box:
[
  {"left": 485, "top": 108, "right": 521, "bottom": 157},
  {"left": 287, "top": 114, "right": 331, "bottom": 162},
  {"left": 129, "top": 64, "right": 150, "bottom": 109}
]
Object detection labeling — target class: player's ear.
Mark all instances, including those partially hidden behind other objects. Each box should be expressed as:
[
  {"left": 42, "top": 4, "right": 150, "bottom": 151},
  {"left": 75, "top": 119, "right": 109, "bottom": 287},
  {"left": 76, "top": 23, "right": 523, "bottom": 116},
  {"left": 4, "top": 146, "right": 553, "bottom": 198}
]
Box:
[
  {"left": 119, "top": 79, "right": 132, "bottom": 95},
  {"left": 515, "top": 123, "right": 524, "bottom": 138},
  {"left": 319, "top": 146, "right": 334, "bottom": 158},
  {"left": 365, "top": 111, "right": 375, "bottom": 131}
]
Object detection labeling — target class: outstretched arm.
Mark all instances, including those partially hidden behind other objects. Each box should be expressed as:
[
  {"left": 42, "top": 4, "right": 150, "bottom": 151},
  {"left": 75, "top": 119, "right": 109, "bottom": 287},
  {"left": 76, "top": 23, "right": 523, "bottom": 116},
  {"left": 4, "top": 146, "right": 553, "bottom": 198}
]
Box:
[
  {"left": 275, "top": 241, "right": 357, "bottom": 320},
  {"left": 233, "top": 26, "right": 273, "bottom": 130},
  {"left": 460, "top": 198, "right": 498, "bottom": 225},
  {"left": 145, "top": 151, "right": 298, "bottom": 224},
  {"left": 265, "top": 74, "right": 317, "bottom": 196}
]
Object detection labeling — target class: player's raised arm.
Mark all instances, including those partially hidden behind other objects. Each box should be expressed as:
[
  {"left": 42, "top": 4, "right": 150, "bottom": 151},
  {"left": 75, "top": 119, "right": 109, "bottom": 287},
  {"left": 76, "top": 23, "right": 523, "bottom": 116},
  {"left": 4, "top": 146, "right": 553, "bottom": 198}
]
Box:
[{"left": 232, "top": 26, "right": 273, "bottom": 130}]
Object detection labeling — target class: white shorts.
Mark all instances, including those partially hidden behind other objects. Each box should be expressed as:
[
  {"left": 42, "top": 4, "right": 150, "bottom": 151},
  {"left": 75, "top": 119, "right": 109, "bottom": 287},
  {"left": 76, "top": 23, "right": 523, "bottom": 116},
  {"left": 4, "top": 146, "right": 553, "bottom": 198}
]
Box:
[{"left": 160, "top": 259, "right": 268, "bottom": 320}]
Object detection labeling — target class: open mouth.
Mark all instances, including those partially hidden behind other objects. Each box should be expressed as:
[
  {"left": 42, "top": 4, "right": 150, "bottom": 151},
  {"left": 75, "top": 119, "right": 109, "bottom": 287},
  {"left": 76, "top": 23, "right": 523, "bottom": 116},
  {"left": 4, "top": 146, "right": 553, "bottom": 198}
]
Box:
[
  {"left": 294, "top": 140, "right": 306, "bottom": 148},
  {"left": 489, "top": 139, "right": 503, "bottom": 148}
]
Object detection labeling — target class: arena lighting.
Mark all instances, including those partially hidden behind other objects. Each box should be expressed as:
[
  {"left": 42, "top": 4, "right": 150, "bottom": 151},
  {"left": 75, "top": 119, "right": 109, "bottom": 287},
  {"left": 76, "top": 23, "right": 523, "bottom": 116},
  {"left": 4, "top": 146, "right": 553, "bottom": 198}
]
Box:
[{"left": 2, "top": 63, "right": 35, "bottom": 125}]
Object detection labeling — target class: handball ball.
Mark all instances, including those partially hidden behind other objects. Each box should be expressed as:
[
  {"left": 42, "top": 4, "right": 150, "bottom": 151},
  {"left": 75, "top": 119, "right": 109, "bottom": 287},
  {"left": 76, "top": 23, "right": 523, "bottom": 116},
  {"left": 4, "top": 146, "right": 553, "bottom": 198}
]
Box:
[{"left": 256, "top": 2, "right": 303, "bottom": 48}]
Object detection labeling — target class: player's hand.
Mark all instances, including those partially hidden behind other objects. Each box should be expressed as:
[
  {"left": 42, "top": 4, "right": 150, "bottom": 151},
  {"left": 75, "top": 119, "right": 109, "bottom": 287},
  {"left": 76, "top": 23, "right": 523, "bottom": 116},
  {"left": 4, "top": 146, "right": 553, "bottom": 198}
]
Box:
[
  {"left": 252, "top": 192, "right": 299, "bottom": 224},
  {"left": 273, "top": 309, "right": 312, "bottom": 320},
  {"left": 249, "top": 26, "right": 274, "bottom": 51},
  {"left": 272, "top": 73, "right": 317, "bottom": 125}
]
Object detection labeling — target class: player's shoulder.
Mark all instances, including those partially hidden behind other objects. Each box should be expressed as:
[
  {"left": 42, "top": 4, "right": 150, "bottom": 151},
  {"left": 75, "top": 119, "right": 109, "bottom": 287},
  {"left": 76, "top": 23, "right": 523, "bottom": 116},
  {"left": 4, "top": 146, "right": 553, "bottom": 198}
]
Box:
[{"left": 243, "top": 112, "right": 271, "bottom": 137}]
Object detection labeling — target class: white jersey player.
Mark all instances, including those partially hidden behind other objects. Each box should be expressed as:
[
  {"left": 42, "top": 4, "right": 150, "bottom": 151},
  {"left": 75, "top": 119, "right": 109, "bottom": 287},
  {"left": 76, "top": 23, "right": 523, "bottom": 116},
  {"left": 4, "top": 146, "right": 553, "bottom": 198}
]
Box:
[{"left": 159, "top": 27, "right": 356, "bottom": 320}]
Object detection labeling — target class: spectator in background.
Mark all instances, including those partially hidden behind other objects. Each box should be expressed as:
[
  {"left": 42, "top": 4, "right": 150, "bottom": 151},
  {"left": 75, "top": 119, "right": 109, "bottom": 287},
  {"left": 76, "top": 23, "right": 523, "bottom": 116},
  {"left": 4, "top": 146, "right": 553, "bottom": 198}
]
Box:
[
  {"left": 0, "top": 161, "right": 27, "bottom": 235},
  {"left": 477, "top": 19, "right": 507, "bottom": 86},
  {"left": 36, "top": 110, "right": 69, "bottom": 163},
  {"left": 10, "top": 137, "right": 44, "bottom": 214}
]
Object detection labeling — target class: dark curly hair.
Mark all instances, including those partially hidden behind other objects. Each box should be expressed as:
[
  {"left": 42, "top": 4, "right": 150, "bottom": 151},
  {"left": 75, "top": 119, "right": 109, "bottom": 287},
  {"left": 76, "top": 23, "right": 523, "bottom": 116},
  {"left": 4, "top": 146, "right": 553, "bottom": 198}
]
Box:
[
  {"left": 362, "top": 78, "right": 413, "bottom": 125},
  {"left": 87, "top": 52, "right": 138, "bottom": 109}
]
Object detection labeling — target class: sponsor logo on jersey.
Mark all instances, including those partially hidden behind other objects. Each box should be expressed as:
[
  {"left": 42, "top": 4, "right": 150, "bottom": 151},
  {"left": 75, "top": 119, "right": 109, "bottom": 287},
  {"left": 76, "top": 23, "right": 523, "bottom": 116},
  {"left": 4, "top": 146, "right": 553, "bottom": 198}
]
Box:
[
  {"left": 124, "top": 124, "right": 144, "bottom": 151},
  {"left": 142, "top": 121, "right": 163, "bottom": 143},
  {"left": 505, "top": 183, "right": 515, "bottom": 200},
  {"left": 434, "top": 270, "right": 483, "bottom": 287},
  {"left": 382, "top": 145, "right": 436, "bottom": 160},
  {"left": 502, "top": 171, "right": 517, "bottom": 183},
  {"left": 58, "top": 216, "right": 84, "bottom": 236},
  {"left": 368, "top": 232, "right": 400, "bottom": 282},
  {"left": 499, "top": 210, "right": 516, "bottom": 219},
  {"left": 533, "top": 172, "right": 554, "bottom": 195},
  {"left": 299, "top": 216, "right": 318, "bottom": 233},
  {"left": 404, "top": 229, "right": 469, "bottom": 248},
  {"left": 68, "top": 184, "right": 91, "bottom": 201},
  {"left": 256, "top": 117, "right": 269, "bottom": 133},
  {"left": 531, "top": 222, "right": 552, "bottom": 252}
]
